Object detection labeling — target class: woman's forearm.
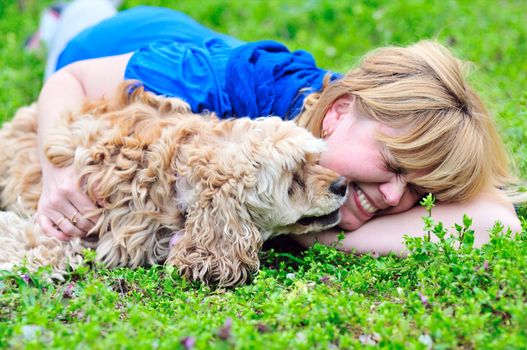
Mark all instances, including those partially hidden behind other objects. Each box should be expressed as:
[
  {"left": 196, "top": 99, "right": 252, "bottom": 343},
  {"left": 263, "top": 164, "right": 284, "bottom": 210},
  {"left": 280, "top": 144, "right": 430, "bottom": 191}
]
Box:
[
  {"left": 293, "top": 226, "right": 411, "bottom": 256},
  {"left": 293, "top": 192, "right": 522, "bottom": 255},
  {"left": 37, "top": 69, "right": 86, "bottom": 169}
]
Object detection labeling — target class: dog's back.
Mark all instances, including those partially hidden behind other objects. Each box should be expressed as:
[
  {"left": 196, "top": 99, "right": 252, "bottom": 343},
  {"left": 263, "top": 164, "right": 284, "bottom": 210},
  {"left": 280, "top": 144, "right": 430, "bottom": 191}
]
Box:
[
  {"left": 0, "top": 83, "right": 202, "bottom": 272},
  {"left": 0, "top": 104, "right": 42, "bottom": 211}
]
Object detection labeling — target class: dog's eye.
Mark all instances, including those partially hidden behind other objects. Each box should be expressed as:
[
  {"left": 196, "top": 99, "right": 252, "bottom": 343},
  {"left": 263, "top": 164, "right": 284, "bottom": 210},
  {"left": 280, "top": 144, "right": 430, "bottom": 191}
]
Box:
[{"left": 288, "top": 173, "right": 305, "bottom": 196}]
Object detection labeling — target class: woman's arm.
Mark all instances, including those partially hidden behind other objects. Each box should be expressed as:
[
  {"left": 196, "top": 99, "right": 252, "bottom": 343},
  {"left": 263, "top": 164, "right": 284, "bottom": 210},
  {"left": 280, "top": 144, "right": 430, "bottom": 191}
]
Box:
[
  {"left": 293, "top": 192, "right": 522, "bottom": 255},
  {"left": 36, "top": 53, "right": 132, "bottom": 240}
]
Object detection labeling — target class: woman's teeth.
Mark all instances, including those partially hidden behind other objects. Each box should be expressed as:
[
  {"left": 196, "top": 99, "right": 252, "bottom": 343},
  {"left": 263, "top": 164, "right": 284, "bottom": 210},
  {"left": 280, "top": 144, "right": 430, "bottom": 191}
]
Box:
[{"left": 356, "top": 186, "right": 378, "bottom": 214}]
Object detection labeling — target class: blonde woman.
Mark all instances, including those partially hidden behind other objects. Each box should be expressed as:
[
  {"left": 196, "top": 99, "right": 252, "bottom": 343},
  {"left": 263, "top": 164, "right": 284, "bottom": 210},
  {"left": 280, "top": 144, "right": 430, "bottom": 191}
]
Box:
[{"left": 34, "top": 4, "right": 523, "bottom": 254}]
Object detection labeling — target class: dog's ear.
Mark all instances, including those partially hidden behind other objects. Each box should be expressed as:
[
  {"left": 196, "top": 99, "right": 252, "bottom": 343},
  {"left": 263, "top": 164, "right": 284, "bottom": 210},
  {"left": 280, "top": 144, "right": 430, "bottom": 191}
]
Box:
[{"left": 167, "top": 182, "right": 262, "bottom": 287}]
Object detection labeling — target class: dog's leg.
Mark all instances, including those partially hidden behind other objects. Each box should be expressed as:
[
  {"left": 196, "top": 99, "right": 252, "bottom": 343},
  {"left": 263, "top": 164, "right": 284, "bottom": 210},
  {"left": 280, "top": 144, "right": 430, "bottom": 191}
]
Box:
[{"left": 0, "top": 211, "right": 84, "bottom": 280}]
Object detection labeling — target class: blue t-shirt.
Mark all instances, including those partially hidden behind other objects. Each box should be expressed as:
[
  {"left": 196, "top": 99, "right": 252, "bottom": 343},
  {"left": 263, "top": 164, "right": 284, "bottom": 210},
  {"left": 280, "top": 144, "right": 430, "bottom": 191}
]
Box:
[{"left": 57, "top": 6, "right": 339, "bottom": 119}]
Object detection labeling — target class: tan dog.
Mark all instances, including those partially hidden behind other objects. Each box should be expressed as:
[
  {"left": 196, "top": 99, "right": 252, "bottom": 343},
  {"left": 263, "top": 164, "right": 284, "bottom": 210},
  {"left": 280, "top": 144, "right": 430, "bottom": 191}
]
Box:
[{"left": 0, "top": 83, "right": 347, "bottom": 286}]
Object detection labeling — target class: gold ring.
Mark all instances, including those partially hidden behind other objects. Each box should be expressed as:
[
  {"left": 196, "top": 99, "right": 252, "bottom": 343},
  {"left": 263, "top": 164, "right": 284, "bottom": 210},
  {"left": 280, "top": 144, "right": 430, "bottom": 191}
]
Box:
[
  {"left": 56, "top": 216, "right": 68, "bottom": 227},
  {"left": 70, "top": 211, "right": 79, "bottom": 225}
]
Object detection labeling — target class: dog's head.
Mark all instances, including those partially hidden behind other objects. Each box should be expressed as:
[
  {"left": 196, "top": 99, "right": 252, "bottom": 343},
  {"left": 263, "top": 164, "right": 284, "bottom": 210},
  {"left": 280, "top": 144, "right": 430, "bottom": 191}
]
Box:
[
  {"left": 237, "top": 117, "right": 348, "bottom": 237},
  {"left": 168, "top": 117, "right": 347, "bottom": 286}
]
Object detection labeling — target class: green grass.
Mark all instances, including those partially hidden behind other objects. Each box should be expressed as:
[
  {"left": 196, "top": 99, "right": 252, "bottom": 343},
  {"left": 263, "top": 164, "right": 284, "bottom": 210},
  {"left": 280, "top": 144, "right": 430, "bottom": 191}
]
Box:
[{"left": 1, "top": 0, "right": 526, "bottom": 348}]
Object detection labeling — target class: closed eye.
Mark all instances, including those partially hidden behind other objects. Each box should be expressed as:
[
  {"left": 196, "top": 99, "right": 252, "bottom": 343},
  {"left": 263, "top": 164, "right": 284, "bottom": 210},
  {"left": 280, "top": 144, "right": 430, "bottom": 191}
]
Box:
[
  {"left": 293, "top": 173, "right": 305, "bottom": 189},
  {"left": 387, "top": 163, "right": 405, "bottom": 176},
  {"left": 381, "top": 148, "right": 405, "bottom": 175},
  {"left": 288, "top": 172, "right": 305, "bottom": 196}
]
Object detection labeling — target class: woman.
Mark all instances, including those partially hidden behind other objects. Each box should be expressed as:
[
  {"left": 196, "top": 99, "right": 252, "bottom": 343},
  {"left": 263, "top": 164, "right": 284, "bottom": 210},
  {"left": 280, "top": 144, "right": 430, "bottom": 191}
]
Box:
[{"left": 35, "top": 2, "right": 523, "bottom": 254}]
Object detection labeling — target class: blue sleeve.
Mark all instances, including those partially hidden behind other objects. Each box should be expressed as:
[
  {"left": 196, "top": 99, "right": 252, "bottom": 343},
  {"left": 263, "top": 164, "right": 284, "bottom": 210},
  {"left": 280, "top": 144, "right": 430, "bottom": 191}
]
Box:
[
  {"left": 225, "top": 40, "right": 338, "bottom": 119},
  {"left": 124, "top": 38, "right": 235, "bottom": 117}
]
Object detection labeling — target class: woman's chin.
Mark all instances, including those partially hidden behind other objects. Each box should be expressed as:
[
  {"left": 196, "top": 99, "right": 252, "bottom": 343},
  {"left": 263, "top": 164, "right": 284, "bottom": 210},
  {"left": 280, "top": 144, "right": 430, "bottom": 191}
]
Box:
[
  {"left": 337, "top": 215, "right": 368, "bottom": 231},
  {"left": 337, "top": 203, "right": 377, "bottom": 231}
]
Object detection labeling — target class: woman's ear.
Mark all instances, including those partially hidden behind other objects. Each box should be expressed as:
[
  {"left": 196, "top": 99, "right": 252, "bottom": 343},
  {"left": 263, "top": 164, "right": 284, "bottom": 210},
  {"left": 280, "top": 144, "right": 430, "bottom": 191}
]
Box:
[{"left": 322, "top": 95, "right": 354, "bottom": 136}]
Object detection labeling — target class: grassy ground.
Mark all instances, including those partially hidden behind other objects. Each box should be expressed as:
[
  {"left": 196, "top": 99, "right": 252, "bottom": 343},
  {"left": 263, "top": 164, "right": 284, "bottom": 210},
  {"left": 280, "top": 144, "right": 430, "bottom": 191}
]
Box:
[{"left": 1, "top": 0, "right": 526, "bottom": 348}]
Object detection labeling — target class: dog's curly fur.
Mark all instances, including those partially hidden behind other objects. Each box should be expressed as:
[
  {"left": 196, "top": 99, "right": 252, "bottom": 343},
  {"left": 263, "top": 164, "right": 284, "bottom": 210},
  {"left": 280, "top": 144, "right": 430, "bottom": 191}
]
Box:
[{"left": 0, "top": 83, "right": 346, "bottom": 286}]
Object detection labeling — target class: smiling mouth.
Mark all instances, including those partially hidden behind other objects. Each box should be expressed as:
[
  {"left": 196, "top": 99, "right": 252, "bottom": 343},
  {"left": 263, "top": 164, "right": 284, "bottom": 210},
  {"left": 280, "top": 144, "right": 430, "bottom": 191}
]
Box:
[
  {"left": 354, "top": 185, "right": 378, "bottom": 216},
  {"left": 297, "top": 209, "right": 340, "bottom": 227}
]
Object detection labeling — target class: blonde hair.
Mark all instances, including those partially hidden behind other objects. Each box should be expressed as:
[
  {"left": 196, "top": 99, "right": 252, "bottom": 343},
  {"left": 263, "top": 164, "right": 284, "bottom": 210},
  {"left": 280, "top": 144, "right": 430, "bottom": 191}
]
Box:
[{"left": 296, "top": 40, "right": 524, "bottom": 203}]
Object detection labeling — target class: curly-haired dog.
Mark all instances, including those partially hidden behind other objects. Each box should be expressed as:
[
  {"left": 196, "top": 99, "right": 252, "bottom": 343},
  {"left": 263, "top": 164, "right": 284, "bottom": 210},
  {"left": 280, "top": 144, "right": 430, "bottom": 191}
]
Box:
[{"left": 0, "top": 83, "right": 347, "bottom": 286}]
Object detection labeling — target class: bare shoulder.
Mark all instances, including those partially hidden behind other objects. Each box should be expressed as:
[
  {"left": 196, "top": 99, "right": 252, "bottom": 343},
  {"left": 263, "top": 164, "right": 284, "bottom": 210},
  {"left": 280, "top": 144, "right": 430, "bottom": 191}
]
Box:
[
  {"left": 432, "top": 192, "right": 521, "bottom": 234},
  {"left": 63, "top": 52, "right": 134, "bottom": 100}
]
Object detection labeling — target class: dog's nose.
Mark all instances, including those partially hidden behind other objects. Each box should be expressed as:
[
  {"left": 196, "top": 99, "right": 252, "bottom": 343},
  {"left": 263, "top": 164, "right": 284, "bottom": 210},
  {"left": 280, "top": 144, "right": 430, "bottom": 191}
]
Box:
[{"left": 329, "top": 177, "right": 348, "bottom": 197}]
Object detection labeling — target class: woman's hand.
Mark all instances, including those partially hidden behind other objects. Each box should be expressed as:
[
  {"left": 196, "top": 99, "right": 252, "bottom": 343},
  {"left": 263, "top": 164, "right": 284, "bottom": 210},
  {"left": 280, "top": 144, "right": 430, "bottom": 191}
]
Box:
[{"left": 36, "top": 165, "right": 99, "bottom": 240}]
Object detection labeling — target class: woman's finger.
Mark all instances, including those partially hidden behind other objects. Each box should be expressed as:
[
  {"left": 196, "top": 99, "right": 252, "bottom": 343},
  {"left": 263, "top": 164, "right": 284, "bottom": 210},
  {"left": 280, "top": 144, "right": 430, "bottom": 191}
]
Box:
[
  {"left": 66, "top": 209, "right": 91, "bottom": 233},
  {"left": 37, "top": 214, "right": 69, "bottom": 241},
  {"left": 50, "top": 210, "right": 86, "bottom": 238},
  {"left": 68, "top": 188, "right": 102, "bottom": 225}
]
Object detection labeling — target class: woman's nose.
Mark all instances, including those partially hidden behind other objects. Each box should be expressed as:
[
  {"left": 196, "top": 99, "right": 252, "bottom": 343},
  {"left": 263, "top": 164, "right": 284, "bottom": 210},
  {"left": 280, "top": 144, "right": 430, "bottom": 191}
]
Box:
[{"left": 379, "top": 179, "right": 406, "bottom": 207}]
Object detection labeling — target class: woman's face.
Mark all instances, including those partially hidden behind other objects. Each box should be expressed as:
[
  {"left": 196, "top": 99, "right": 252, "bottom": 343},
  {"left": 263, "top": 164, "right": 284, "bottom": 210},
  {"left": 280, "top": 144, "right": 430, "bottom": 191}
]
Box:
[{"left": 319, "top": 96, "right": 421, "bottom": 231}]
